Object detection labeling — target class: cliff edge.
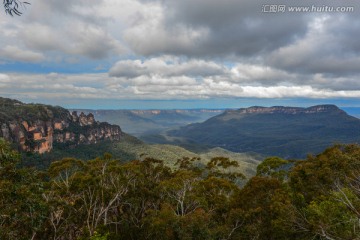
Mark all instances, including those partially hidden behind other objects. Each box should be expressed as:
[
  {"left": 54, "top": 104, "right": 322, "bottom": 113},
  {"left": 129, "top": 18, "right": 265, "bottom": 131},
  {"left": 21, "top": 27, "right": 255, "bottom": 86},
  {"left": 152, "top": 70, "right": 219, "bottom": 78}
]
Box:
[{"left": 0, "top": 97, "right": 122, "bottom": 154}]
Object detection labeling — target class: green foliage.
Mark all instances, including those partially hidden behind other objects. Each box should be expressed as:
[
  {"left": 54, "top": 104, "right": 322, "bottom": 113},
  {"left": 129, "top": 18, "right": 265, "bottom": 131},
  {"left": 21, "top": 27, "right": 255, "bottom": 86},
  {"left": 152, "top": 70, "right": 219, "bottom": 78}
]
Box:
[
  {"left": 0, "top": 138, "right": 20, "bottom": 167},
  {"left": 2, "top": 138, "right": 360, "bottom": 239},
  {"left": 176, "top": 156, "right": 202, "bottom": 170},
  {"left": 89, "top": 232, "right": 109, "bottom": 240},
  {"left": 207, "top": 156, "right": 239, "bottom": 169},
  {"left": 0, "top": 97, "right": 69, "bottom": 122},
  {"left": 206, "top": 157, "right": 246, "bottom": 183},
  {"left": 290, "top": 144, "right": 360, "bottom": 202},
  {"left": 21, "top": 133, "right": 261, "bottom": 179},
  {"left": 230, "top": 176, "right": 294, "bottom": 239},
  {"left": 256, "top": 156, "right": 289, "bottom": 180},
  {"left": 303, "top": 196, "right": 358, "bottom": 239},
  {"left": 287, "top": 144, "right": 360, "bottom": 239},
  {"left": 0, "top": 138, "right": 47, "bottom": 240}
]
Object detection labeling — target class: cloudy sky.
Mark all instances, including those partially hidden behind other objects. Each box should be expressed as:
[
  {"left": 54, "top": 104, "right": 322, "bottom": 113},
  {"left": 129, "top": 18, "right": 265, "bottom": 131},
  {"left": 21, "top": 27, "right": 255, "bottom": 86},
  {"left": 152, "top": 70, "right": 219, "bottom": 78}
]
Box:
[{"left": 1, "top": 0, "right": 360, "bottom": 109}]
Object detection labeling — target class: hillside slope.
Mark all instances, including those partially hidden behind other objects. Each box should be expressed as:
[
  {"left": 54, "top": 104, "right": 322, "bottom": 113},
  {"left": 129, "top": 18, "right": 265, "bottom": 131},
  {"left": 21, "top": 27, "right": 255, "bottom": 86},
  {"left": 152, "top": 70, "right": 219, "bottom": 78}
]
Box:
[
  {"left": 168, "top": 105, "right": 360, "bottom": 158},
  {"left": 22, "top": 133, "right": 261, "bottom": 177}
]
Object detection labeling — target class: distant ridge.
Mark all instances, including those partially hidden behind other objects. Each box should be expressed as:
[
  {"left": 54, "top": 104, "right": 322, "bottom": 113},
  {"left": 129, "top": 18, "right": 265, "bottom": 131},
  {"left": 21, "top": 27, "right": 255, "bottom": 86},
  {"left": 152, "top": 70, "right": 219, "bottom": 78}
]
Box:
[
  {"left": 233, "top": 105, "right": 342, "bottom": 114},
  {"left": 168, "top": 105, "right": 360, "bottom": 158},
  {"left": 74, "top": 109, "right": 224, "bottom": 136},
  {"left": 217, "top": 105, "right": 346, "bottom": 121}
]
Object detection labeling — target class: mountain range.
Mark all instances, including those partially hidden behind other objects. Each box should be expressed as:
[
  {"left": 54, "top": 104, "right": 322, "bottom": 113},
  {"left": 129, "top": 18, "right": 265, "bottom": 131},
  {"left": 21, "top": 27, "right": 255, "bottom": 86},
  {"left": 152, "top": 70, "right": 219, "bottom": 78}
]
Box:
[
  {"left": 0, "top": 97, "right": 259, "bottom": 175},
  {"left": 2, "top": 96, "right": 360, "bottom": 163},
  {"left": 73, "top": 109, "right": 224, "bottom": 136},
  {"left": 167, "top": 105, "right": 360, "bottom": 158}
]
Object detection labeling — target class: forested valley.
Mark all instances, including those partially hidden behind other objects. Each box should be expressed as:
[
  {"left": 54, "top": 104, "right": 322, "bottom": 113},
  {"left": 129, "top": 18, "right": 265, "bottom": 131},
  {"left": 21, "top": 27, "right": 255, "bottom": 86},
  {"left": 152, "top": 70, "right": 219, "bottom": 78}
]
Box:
[{"left": 1, "top": 138, "right": 360, "bottom": 240}]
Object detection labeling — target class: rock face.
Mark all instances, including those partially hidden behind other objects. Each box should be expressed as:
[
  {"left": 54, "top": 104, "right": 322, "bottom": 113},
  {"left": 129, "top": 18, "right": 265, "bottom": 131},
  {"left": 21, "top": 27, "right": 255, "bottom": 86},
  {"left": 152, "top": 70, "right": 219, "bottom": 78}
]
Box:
[
  {"left": 228, "top": 105, "right": 342, "bottom": 115},
  {"left": 220, "top": 105, "right": 345, "bottom": 121},
  {"left": 0, "top": 97, "right": 122, "bottom": 154}
]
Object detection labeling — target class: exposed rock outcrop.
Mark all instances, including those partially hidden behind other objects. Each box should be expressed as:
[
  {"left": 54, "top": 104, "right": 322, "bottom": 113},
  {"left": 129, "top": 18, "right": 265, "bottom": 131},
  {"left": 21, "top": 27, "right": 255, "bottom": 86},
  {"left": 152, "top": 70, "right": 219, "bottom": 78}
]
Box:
[
  {"left": 221, "top": 105, "right": 346, "bottom": 121},
  {"left": 0, "top": 97, "right": 122, "bottom": 154},
  {"left": 227, "top": 105, "right": 343, "bottom": 115}
]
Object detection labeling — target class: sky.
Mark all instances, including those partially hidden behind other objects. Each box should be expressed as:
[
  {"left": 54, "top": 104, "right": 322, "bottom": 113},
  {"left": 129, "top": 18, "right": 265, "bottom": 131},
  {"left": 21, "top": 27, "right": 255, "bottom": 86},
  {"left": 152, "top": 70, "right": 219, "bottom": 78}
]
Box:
[{"left": 1, "top": 0, "right": 360, "bottom": 109}]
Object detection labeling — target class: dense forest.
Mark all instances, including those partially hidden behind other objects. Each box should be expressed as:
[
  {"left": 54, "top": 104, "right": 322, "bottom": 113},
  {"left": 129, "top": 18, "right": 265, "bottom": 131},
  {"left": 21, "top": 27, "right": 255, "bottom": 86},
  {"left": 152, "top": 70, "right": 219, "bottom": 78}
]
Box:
[{"left": 1, "top": 138, "right": 360, "bottom": 239}]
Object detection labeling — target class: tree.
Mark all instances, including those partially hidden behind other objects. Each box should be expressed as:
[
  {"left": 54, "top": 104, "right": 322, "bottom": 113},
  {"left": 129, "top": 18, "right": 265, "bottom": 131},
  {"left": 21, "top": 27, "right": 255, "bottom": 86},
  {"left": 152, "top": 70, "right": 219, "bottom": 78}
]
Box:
[
  {"left": 3, "top": 0, "right": 30, "bottom": 16},
  {"left": 288, "top": 144, "right": 360, "bottom": 239},
  {"left": 230, "top": 176, "right": 295, "bottom": 239},
  {"left": 256, "top": 156, "right": 289, "bottom": 181},
  {"left": 46, "top": 157, "right": 131, "bottom": 239},
  {"left": 290, "top": 144, "right": 360, "bottom": 203},
  {"left": 0, "top": 139, "right": 48, "bottom": 240}
]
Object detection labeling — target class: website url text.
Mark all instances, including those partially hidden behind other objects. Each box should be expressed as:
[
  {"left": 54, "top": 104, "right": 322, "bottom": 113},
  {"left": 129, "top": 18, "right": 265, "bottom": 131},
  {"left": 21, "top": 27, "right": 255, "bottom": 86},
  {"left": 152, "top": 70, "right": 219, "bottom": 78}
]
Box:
[{"left": 262, "top": 5, "right": 355, "bottom": 13}]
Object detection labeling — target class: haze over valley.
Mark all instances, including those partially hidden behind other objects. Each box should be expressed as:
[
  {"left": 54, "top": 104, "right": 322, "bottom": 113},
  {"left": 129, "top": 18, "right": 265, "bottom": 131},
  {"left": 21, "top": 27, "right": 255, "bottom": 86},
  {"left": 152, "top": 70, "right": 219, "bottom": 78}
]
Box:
[
  {"left": 73, "top": 109, "right": 224, "bottom": 137},
  {"left": 72, "top": 105, "right": 360, "bottom": 159}
]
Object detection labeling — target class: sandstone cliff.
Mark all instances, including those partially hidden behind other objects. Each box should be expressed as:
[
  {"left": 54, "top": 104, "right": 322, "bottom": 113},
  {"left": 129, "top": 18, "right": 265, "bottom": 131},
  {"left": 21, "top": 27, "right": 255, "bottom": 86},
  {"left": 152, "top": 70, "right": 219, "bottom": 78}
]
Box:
[
  {"left": 220, "top": 105, "right": 346, "bottom": 121},
  {"left": 232, "top": 105, "right": 343, "bottom": 115},
  {"left": 0, "top": 97, "right": 122, "bottom": 154}
]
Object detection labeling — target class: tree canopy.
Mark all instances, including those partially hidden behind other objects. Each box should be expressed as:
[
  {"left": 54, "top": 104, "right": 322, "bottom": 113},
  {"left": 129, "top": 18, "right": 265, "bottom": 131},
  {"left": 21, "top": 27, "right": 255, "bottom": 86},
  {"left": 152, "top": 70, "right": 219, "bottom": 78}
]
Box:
[{"left": 1, "top": 138, "right": 360, "bottom": 239}]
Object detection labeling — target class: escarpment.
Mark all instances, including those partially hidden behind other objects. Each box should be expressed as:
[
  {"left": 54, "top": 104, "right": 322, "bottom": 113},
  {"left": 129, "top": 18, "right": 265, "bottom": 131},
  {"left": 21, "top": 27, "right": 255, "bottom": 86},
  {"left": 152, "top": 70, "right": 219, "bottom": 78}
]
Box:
[{"left": 0, "top": 97, "right": 122, "bottom": 154}]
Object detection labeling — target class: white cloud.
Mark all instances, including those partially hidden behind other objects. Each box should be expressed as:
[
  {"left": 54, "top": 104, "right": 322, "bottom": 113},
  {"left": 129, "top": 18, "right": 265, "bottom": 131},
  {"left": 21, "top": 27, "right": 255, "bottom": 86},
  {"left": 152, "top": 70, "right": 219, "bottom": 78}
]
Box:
[
  {"left": 0, "top": 74, "right": 11, "bottom": 83},
  {"left": 122, "top": 1, "right": 209, "bottom": 56},
  {"left": 0, "top": 73, "right": 11, "bottom": 88},
  {"left": 1, "top": 0, "right": 360, "bottom": 107},
  {"left": 3, "top": 71, "right": 360, "bottom": 104},
  {"left": 122, "top": 0, "right": 311, "bottom": 57},
  {"left": 267, "top": 15, "right": 360, "bottom": 76},
  {"left": 229, "top": 64, "right": 295, "bottom": 85},
  {"left": 109, "top": 57, "right": 227, "bottom": 78},
  {"left": 0, "top": 45, "right": 45, "bottom": 62},
  {"left": 0, "top": 0, "right": 126, "bottom": 63}
]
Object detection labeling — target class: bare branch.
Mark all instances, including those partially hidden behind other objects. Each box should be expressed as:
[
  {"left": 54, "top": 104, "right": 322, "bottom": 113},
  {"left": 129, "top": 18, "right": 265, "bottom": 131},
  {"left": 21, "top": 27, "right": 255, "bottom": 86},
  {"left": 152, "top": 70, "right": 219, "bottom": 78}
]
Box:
[{"left": 3, "top": 0, "right": 30, "bottom": 16}]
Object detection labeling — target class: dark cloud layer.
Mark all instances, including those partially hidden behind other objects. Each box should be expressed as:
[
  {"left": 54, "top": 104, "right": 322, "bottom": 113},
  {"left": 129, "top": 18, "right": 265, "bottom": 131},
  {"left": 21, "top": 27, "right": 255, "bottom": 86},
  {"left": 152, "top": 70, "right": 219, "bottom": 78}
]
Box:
[
  {"left": 128, "top": 0, "right": 310, "bottom": 58},
  {"left": 1, "top": 0, "right": 360, "bottom": 105}
]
